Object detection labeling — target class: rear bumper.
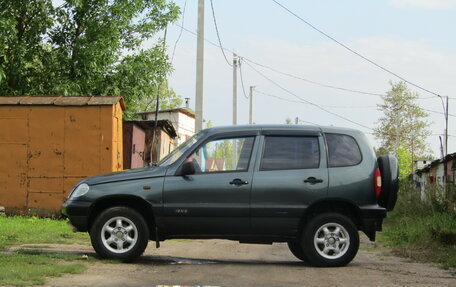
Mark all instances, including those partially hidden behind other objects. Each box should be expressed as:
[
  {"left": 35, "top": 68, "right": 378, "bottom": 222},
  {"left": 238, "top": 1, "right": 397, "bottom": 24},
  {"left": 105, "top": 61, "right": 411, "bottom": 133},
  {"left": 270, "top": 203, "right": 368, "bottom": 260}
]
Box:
[
  {"left": 359, "top": 205, "right": 387, "bottom": 241},
  {"left": 61, "top": 200, "right": 91, "bottom": 232}
]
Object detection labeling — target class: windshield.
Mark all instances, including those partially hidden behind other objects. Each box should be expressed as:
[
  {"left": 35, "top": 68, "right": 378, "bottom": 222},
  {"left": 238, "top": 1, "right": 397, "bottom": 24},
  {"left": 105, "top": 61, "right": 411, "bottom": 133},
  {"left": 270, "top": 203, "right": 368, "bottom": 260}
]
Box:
[{"left": 157, "top": 132, "right": 204, "bottom": 167}]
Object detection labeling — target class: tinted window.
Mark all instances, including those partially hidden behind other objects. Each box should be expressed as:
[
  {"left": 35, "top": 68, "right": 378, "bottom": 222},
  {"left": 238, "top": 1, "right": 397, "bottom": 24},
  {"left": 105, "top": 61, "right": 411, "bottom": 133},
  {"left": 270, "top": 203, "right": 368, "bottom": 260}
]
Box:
[
  {"left": 188, "top": 137, "right": 254, "bottom": 173},
  {"left": 261, "top": 136, "right": 320, "bottom": 170},
  {"left": 326, "top": 133, "right": 362, "bottom": 167}
]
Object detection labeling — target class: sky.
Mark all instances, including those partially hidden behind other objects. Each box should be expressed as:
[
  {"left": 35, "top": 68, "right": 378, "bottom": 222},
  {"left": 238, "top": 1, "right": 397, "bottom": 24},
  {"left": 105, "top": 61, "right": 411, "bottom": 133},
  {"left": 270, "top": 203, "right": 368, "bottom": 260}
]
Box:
[{"left": 155, "top": 0, "right": 456, "bottom": 157}]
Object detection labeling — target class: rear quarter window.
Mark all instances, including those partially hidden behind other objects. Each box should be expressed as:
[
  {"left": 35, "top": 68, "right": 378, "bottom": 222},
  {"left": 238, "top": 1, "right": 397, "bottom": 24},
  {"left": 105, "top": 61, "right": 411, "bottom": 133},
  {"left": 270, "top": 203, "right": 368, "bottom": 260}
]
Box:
[{"left": 325, "top": 133, "right": 362, "bottom": 167}]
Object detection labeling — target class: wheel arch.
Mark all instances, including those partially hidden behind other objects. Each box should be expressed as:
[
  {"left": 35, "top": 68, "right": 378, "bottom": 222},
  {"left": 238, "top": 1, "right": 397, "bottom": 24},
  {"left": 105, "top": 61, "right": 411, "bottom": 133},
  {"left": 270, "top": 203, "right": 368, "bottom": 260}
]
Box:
[
  {"left": 87, "top": 195, "right": 157, "bottom": 240},
  {"left": 300, "top": 199, "right": 362, "bottom": 232}
]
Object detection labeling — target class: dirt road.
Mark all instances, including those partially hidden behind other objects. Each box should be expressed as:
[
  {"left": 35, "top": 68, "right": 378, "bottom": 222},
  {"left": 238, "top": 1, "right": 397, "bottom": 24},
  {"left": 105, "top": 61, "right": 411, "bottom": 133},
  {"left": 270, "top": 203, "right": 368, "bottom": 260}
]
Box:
[{"left": 39, "top": 236, "right": 455, "bottom": 287}]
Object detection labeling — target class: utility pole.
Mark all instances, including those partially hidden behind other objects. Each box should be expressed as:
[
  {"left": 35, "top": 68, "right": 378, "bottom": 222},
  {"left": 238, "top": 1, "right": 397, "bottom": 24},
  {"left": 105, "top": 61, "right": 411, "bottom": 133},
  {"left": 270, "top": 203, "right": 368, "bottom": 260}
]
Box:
[
  {"left": 249, "top": 86, "right": 254, "bottom": 124},
  {"left": 232, "top": 53, "right": 238, "bottom": 125},
  {"left": 445, "top": 96, "right": 449, "bottom": 159},
  {"left": 195, "top": 0, "right": 204, "bottom": 132},
  {"left": 444, "top": 96, "right": 449, "bottom": 196}
]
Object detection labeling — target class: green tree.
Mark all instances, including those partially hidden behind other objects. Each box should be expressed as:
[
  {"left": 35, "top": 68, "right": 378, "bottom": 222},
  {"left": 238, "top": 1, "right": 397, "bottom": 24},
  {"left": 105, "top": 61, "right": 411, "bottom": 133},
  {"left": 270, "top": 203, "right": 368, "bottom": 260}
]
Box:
[
  {"left": 374, "top": 81, "right": 431, "bottom": 159},
  {"left": 396, "top": 144, "right": 412, "bottom": 180},
  {"left": 0, "top": 0, "right": 181, "bottom": 118},
  {"left": 0, "top": 0, "right": 53, "bottom": 94}
]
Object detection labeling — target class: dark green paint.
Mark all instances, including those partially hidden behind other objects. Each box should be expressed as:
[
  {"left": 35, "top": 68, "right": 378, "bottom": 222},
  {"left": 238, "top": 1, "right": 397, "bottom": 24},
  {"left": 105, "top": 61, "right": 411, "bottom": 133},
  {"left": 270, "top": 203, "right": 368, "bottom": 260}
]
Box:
[{"left": 62, "top": 125, "right": 386, "bottom": 242}]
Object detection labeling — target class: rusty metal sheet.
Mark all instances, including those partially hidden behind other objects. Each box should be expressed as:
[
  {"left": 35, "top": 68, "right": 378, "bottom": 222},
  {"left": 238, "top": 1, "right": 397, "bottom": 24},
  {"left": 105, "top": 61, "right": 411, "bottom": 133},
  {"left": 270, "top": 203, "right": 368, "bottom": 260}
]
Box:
[
  {"left": 0, "top": 118, "right": 27, "bottom": 143},
  {"left": 100, "top": 106, "right": 114, "bottom": 171},
  {"left": 28, "top": 192, "right": 63, "bottom": 211},
  {"left": 19, "top": 96, "right": 59, "bottom": 105},
  {"left": 29, "top": 177, "right": 63, "bottom": 194},
  {"left": 0, "top": 106, "right": 27, "bottom": 118},
  {"left": 28, "top": 107, "right": 64, "bottom": 177},
  {"left": 0, "top": 144, "right": 28, "bottom": 208},
  {"left": 0, "top": 100, "right": 124, "bottom": 213},
  {"left": 64, "top": 106, "right": 101, "bottom": 176}
]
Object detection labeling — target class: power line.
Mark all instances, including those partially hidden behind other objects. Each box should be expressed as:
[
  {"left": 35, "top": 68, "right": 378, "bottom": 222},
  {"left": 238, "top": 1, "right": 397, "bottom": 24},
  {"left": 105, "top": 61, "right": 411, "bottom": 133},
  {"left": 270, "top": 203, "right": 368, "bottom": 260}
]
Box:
[
  {"left": 174, "top": 22, "right": 387, "bottom": 98},
  {"left": 174, "top": 21, "right": 455, "bottom": 125},
  {"left": 255, "top": 89, "right": 375, "bottom": 109},
  {"left": 422, "top": 108, "right": 456, "bottom": 118},
  {"left": 170, "top": 0, "right": 187, "bottom": 63},
  {"left": 243, "top": 58, "right": 386, "bottom": 97},
  {"left": 209, "top": 0, "right": 232, "bottom": 66},
  {"left": 174, "top": 22, "right": 454, "bottom": 101},
  {"left": 255, "top": 89, "right": 456, "bottom": 140},
  {"left": 238, "top": 59, "right": 250, "bottom": 99},
  {"left": 243, "top": 59, "right": 373, "bottom": 130},
  {"left": 271, "top": 0, "right": 444, "bottom": 99}
]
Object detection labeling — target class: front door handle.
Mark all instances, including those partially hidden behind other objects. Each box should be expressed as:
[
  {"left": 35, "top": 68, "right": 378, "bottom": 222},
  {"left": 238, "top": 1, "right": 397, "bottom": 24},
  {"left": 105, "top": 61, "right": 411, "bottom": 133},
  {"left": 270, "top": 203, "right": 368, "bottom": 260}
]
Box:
[
  {"left": 229, "top": 178, "right": 249, "bottom": 186},
  {"left": 304, "top": 177, "right": 323, "bottom": 184}
]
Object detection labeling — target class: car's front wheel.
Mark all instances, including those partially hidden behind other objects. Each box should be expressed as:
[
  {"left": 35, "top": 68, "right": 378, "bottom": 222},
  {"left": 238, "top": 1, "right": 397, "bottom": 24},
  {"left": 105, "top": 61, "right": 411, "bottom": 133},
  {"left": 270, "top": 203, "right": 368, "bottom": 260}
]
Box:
[
  {"left": 90, "top": 206, "right": 149, "bottom": 262},
  {"left": 302, "top": 213, "right": 359, "bottom": 267}
]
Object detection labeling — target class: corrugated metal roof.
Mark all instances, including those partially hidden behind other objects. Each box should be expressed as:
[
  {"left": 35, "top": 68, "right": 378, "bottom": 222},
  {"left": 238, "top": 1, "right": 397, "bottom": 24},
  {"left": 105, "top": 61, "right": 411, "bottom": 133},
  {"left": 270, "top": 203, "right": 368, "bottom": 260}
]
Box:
[{"left": 0, "top": 96, "right": 126, "bottom": 110}]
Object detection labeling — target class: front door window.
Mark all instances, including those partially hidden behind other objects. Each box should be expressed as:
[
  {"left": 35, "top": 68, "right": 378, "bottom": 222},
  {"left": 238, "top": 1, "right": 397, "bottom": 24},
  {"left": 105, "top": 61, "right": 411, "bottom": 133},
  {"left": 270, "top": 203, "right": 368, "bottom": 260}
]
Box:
[{"left": 188, "top": 137, "right": 255, "bottom": 173}]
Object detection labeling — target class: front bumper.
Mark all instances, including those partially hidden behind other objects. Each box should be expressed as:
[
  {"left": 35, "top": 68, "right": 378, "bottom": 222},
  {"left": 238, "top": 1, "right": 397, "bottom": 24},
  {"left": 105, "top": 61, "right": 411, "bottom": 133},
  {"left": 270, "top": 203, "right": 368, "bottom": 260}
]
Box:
[{"left": 61, "top": 200, "right": 91, "bottom": 232}]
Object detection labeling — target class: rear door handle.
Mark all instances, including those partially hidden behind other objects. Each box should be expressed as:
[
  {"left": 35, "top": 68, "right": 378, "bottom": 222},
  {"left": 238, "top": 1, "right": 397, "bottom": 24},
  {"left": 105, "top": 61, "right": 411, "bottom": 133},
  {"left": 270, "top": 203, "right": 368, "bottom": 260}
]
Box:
[
  {"left": 304, "top": 177, "right": 323, "bottom": 184},
  {"left": 229, "top": 178, "right": 249, "bottom": 186}
]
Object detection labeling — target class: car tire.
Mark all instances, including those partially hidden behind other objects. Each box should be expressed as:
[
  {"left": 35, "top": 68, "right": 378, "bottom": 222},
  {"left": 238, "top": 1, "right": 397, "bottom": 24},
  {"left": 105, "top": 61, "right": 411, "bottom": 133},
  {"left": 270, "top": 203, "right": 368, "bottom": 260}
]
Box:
[
  {"left": 90, "top": 206, "right": 149, "bottom": 262},
  {"left": 287, "top": 240, "right": 308, "bottom": 262},
  {"left": 377, "top": 155, "right": 399, "bottom": 211},
  {"left": 302, "top": 213, "right": 359, "bottom": 267}
]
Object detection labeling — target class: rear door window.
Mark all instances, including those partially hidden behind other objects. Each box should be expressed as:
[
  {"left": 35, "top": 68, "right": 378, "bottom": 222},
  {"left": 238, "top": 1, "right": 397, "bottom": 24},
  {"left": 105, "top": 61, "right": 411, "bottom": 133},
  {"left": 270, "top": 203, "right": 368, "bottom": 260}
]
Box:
[
  {"left": 325, "top": 133, "right": 362, "bottom": 167},
  {"left": 260, "top": 136, "right": 320, "bottom": 170}
]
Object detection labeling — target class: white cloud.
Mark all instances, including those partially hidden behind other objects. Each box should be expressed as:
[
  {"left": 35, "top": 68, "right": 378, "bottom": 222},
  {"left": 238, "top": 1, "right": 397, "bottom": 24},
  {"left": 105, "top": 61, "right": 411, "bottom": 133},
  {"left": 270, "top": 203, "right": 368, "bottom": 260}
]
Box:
[{"left": 388, "top": 0, "right": 456, "bottom": 9}]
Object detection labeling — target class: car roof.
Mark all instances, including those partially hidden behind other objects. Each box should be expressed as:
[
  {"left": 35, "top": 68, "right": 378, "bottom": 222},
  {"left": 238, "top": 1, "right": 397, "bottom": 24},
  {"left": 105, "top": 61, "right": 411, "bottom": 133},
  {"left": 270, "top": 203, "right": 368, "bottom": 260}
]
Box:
[{"left": 202, "top": 124, "right": 361, "bottom": 135}]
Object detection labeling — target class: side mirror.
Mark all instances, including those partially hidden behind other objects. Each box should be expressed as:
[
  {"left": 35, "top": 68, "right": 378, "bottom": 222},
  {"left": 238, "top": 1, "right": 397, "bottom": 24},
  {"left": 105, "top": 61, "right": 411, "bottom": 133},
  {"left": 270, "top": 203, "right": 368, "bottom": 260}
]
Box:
[{"left": 180, "top": 161, "right": 195, "bottom": 176}]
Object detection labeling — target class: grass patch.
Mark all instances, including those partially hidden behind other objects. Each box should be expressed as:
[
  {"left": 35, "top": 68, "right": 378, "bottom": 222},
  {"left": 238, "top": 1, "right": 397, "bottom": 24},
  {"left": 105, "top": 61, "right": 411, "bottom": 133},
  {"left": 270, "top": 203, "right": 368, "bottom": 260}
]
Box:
[
  {"left": 0, "top": 216, "right": 89, "bottom": 249},
  {"left": 381, "top": 183, "right": 456, "bottom": 269},
  {"left": 0, "top": 252, "right": 86, "bottom": 286},
  {"left": 0, "top": 217, "right": 120, "bottom": 286}
]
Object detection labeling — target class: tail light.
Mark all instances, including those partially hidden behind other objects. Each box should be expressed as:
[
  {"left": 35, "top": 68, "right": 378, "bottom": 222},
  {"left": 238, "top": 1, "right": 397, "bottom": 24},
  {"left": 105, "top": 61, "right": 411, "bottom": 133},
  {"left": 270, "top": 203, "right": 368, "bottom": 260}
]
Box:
[{"left": 374, "top": 168, "right": 382, "bottom": 197}]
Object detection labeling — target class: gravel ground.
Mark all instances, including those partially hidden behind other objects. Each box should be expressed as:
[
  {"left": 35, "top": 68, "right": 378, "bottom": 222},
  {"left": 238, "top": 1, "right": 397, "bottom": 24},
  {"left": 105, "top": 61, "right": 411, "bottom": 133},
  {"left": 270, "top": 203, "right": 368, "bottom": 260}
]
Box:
[{"left": 14, "top": 235, "right": 455, "bottom": 287}]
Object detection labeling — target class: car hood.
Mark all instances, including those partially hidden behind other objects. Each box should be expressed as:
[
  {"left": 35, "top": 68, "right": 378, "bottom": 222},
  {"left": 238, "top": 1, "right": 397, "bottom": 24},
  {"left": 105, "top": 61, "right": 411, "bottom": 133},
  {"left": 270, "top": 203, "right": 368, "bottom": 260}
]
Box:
[{"left": 83, "top": 165, "right": 168, "bottom": 186}]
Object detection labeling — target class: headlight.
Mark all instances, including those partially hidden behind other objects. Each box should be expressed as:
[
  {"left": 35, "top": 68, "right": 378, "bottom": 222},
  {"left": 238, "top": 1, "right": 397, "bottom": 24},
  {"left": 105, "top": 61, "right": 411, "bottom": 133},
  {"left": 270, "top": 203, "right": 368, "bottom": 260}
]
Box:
[{"left": 70, "top": 183, "right": 90, "bottom": 199}]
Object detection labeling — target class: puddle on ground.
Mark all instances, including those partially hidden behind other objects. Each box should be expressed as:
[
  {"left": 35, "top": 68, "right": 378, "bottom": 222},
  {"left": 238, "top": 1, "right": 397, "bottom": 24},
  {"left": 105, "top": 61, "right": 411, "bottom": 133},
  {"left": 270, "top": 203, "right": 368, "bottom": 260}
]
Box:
[{"left": 140, "top": 256, "right": 218, "bottom": 265}]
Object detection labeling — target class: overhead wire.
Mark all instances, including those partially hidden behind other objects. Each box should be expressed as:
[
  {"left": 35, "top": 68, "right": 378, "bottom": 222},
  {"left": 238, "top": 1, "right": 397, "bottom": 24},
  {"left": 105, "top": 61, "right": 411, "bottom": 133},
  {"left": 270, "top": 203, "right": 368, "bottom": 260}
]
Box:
[
  {"left": 243, "top": 59, "right": 373, "bottom": 130},
  {"left": 255, "top": 89, "right": 375, "bottom": 109},
  {"left": 243, "top": 58, "right": 386, "bottom": 97},
  {"left": 271, "top": 0, "right": 445, "bottom": 99},
  {"left": 209, "top": 0, "right": 232, "bottom": 66},
  {"left": 254, "top": 89, "right": 454, "bottom": 139},
  {"left": 170, "top": 0, "right": 187, "bottom": 64},
  {"left": 173, "top": 22, "right": 454, "bottom": 124},
  {"left": 238, "top": 58, "right": 250, "bottom": 99}
]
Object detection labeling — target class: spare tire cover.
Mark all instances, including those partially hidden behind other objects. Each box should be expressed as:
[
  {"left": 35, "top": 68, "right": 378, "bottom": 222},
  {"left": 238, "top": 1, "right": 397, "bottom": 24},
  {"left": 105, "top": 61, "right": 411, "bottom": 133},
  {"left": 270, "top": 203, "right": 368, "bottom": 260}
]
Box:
[{"left": 377, "top": 155, "right": 399, "bottom": 211}]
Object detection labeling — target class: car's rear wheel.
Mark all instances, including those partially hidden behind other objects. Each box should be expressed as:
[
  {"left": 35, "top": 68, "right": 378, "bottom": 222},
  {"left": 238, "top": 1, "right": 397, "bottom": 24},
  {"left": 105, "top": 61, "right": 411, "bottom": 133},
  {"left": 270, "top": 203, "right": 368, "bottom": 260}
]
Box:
[
  {"left": 90, "top": 206, "right": 149, "bottom": 262},
  {"left": 287, "top": 240, "right": 308, "bottom": 262},
  {"left": 302, "top": 213, "right": 359, "bottom": 267}
]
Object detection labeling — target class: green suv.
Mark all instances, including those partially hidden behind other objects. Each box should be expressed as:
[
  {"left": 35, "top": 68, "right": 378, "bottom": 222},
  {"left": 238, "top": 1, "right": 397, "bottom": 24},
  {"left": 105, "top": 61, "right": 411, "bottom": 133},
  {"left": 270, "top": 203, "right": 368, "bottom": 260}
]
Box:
[{"left": 61, "top": 125, "right": 398, "bottom": 267}]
